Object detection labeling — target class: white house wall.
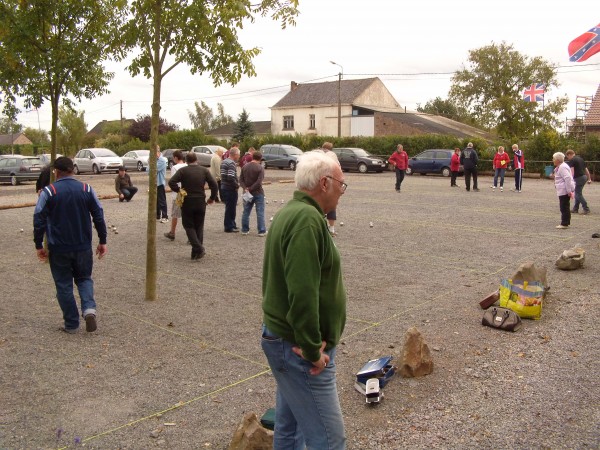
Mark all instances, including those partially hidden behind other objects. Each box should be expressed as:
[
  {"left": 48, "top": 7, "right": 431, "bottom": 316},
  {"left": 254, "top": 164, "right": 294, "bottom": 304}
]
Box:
[
  {"left": 272, "top": 105, "right": 352, "bottom": 136},
  {"left": 354, "top": 79, "right": 400, "bottom": 109},
  {"left": 351, "top": 116, "right": 375, "bottom": 136}
]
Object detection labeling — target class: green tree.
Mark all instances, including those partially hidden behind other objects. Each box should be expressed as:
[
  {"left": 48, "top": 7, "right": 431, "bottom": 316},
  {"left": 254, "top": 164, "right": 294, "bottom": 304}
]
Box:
[
  {"left": 212, "top": 103, "right": 234, "bottom": 130},
  {"left": 188, "top": 101, "right": 214, "bottom": 131},
  {"left": 233, "top": 109, "right": 254, "bottom": 142},
  {"left": 23, "top": 127, "right": 50, "bottom": 146},
  {"left": 0, "top": 117, "right": 23, "bottom": 134},
  {"left": 416, "top": 97, "right": 476, "bottom": 125},
  {"left": 0, "top": 0, "right": 127, "bottom": 168},
  {"left": 121, "top": 0, "right": 299, "bottom": 301},
  {"left": 449, "top": 42, "right": 568, "bottom": 140},
  {"left": 56, "top": 107, "right": 87, "bottom": 155}
]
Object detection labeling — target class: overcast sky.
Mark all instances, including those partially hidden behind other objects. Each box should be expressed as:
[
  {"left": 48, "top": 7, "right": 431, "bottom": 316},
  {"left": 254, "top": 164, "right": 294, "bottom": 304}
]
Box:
[{"left": 15, "top": 0, "right": 600, "bottom": 133}]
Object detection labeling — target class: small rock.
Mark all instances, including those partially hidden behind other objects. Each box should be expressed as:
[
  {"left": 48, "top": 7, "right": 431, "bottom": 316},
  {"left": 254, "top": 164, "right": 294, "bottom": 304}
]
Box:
[
  {"left": 157, "top": 439, "right": 166, "bottom": 445},
  {"left": 150, "top": 429, "right": 161, "bottom": 438},
  {"left": 432, "top": 346, "right": 441, "bottom": 352},
  {"left": 388, "top": 344, "right": 395, "bottom": 349},
  {"left": 369, "top": 222, "right": 374, "bottom": 228}
]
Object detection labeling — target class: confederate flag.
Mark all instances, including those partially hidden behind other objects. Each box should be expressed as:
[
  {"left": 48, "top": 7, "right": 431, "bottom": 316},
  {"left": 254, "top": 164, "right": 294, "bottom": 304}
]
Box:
[
  {"left": 523, "top": 84, "right": 545, "bottom": 102},
  {"left": 568, "top": 23, "right": 600, "bottom": 62}
]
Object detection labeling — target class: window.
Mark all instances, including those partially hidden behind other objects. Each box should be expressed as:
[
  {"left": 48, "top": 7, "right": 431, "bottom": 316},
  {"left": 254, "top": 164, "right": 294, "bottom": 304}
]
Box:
[
  {"left": 309, "top": 114, "right": 316, "bottom": 129},
  {"left": 283, "top": 115, "right": 294, "bottom": 130}
]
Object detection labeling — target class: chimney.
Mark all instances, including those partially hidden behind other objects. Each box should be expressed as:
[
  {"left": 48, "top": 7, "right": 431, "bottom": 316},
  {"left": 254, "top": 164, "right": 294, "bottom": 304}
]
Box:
[{"left": 290, "top": 81, "right": 298, "bottom": 91}]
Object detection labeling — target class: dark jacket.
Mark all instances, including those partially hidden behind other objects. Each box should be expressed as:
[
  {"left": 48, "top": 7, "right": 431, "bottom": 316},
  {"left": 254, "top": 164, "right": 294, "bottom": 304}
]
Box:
[
  {"left": 460, "top": 147, "right": 479, "bottom": 170},
  {"left": 33, "top": 177, "right": 107, "bottom": 253},
  {"left": 240, "top": 162, "right": 265, "bottom": 195},
  {"left": 168, "top": 163, "right": 218, "bottom": 200},
  {"left": 36, "top": 165, "right": 51, "bottom": 192}
]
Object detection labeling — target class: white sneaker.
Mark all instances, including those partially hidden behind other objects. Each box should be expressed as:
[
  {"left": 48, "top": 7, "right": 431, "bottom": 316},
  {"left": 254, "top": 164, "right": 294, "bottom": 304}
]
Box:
[
  {"left": 258, "top": 232, "right": 267, "bottom": 237},
  {"left": 241, "top": 231, "right": 249, "bottom": 236},
  {"left": 160, "top": 218, "right": 169, "bottom": 223},
  {"left": 500, "top": 187, "right": 503, "bottom": 191},
  {"left": 491, "top": 185, "right": 495, "bottom": 189},
  {"left": 556, "top": 224, "right": 569, "bottom": 229}
]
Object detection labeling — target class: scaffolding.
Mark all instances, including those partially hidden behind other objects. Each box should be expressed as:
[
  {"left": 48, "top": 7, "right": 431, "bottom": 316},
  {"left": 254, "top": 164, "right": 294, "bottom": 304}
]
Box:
[{"left": 566, "top": 95, "right": 593, "bottom": 142}]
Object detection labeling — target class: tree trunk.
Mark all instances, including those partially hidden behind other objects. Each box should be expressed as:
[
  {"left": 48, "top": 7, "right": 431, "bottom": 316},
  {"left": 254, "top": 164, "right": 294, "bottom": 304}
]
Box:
[{"left": 144, "top": 0, "right": 162, "bottom": 301}]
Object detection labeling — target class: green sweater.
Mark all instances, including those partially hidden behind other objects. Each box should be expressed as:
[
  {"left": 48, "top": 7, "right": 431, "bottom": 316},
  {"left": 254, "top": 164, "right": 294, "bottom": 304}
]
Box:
[{"left": 262, "top": 191, "right": 347, "bottom": 362}]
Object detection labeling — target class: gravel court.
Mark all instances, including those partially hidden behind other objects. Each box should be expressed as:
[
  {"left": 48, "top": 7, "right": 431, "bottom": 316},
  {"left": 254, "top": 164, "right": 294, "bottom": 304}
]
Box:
[{"left": 0, "top": 170, "right": 599, "bottom": 448}]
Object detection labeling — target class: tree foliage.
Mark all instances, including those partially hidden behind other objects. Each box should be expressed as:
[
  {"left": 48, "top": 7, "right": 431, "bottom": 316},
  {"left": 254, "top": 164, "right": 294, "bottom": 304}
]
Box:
[
  {"left": 188, "top": 101, "right": 234, "bottom": 131},
  {"left": 56, "top": 107, "right": 87, "bottom": 155},
  {"left": 449, "top": 42, "right": 568, "bottom": 140},
  {"left": 233, "top": 109, "right": 254, "bottom": 142},
  {"left": 416, "top": 97, "right": 477, "bottom": 125},
  {"left": 23, "top": 127, "right": 50, "bottom": 146},
  {"left": 0, "top": 117, "right": 23, "bottom": 134},
  {"left": 121, "top": 0, "right": 299, "bottom": 300},
  {"left": 128, "top": 114, "right": 178, "bottom": 142},
  {"left": 0, "top": 0, "right": 128, "bottom": 161}
]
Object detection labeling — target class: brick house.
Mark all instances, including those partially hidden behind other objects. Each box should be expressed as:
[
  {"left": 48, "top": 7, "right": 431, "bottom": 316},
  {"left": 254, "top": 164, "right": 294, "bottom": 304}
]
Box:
[
  {"left": 583, "top": 84, "right": 600, "bottom": 137},
  {"left": 0, "top": 132, "right": 33, "bottom": 146}
]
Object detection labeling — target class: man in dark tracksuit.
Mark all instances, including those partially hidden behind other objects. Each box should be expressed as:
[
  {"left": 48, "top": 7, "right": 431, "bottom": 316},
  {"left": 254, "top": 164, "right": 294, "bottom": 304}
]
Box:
[
  {"left": 168, "top": 152, "right": 219, "bottom": 260},
  {"left": 460, "top": 142, "right": 479, "bottom": 192},
  {"left": 33, "top": 157, "right": 108, "bottom": 333}
]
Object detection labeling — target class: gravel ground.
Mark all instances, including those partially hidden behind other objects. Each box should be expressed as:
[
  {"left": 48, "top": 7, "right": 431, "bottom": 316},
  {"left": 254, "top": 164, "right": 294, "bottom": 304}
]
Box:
[{"left": 0, "top": 170, "right": 599, "bottom": 449}]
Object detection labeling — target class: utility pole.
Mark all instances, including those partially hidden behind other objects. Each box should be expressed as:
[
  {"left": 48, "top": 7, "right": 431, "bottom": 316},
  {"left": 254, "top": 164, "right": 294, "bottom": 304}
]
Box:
[
  {"left": 120, "top": 100, "right": 124, "bottom": 141},
  {"left": 330, "top": 61, "right": 343, "bottom": 138}
]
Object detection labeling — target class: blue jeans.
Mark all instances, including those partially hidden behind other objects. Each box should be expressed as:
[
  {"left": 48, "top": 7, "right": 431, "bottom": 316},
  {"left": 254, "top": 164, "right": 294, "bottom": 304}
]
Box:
[
  {"left": 261, "top": 325, "right": 346, "bottom": 450},
  {"left": 242, "top": 193, "right": 266, "bottom": 234},
  {"left": 221, "top": 188, "right": 238, "bottom": 231},
  {"left": 49, "top": 249, "right": 96, "bottom": 330},
  {"left": 493, "top": 168, "right": 506, "bottom": 187},
  {"left": 573, "top": 175, "right": 589, "bottom": 211}
]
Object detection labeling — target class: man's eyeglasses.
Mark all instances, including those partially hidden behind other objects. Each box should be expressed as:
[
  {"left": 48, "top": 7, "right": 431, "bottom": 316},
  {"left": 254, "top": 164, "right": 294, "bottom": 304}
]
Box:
[{"left": 326, "top": 176, "right": 347, "bottom": 192}]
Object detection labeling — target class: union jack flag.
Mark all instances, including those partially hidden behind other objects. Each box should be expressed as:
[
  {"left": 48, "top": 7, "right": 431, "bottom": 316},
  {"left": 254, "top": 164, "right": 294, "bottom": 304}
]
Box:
[
  {"left": 523, "top": 83, "right": 545, "bottom": 102},
  {"left": 568, "top": 23, "right": 600, "bottom": 62}
]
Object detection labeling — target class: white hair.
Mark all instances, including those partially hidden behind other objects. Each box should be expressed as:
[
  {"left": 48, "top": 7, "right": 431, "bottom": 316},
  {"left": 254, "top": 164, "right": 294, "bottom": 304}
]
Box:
[
  {"left": 230, "top": 148, "right": 240, "bottom": 156},
  {"left": 553, "top": 152, "right": 565, "bottom": 163},
  {"left": 295, "top": 150, "right": 338, "bottom": 190}
]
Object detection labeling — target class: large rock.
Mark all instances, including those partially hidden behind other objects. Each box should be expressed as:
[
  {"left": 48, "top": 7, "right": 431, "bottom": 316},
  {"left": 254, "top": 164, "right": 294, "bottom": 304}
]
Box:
[
  {"left": 555, "top": 245, "right": 585, "bottom": 271},
  {"left": 228, "top": 412, "right": 273, "bottom": 450},
  {"left": 399, "top": 327, "right": 434, "bottom": 378},
  {"left": 511, "top": 262, "right": 547, "bottom": 287}
]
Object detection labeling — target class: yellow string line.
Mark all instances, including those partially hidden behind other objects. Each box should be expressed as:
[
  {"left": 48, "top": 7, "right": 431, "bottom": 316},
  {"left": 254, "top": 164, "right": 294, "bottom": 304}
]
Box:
[{"left": 57, "top": 369, "right": 272, "bottom": 450}]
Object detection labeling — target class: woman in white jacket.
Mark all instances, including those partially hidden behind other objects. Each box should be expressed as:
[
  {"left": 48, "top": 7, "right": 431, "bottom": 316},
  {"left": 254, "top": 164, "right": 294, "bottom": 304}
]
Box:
[{"left": 553, "top": 152, "right": 576, "bottom": 229}]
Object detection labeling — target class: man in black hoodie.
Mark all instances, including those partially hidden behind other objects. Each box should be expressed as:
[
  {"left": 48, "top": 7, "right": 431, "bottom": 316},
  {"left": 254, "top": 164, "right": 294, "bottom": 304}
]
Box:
[{"left": 460, "top": 142, "right": 479, "bottom": 192}]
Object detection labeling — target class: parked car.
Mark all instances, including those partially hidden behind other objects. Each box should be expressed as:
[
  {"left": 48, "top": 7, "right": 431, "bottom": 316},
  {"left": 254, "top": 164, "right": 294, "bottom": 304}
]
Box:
[
  {"left": 161, "top": 149, "right": 186, "bottom": 169},
  {"left": 0, "top": 155, "right": 44, "bottom": 185},
  {"left": 121, "top": 150, "right": 150, "bottom": 171},
  {"left": 190, "top": 145, "right": 227, "bottom": 167},
  {"left": 259, "top": 144, "right": 303, "bottom": 170},
  {"left": 331, "top": 147, "right": 386, "bottom": 173},
  {"left": 406, "top": 149, "right": 463, "bottom": 177},
  {"left": 38, "top": 153, "right": 64, "bottom": 165},
  {"left": 73, "top": 148, "right": 122, "bottom": 174}
]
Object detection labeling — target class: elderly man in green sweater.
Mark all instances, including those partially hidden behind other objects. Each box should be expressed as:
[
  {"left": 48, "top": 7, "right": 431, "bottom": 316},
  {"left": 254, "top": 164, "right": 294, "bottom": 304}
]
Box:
[{"left": 261, "top": 150, "right": 347, "bottom": 449}]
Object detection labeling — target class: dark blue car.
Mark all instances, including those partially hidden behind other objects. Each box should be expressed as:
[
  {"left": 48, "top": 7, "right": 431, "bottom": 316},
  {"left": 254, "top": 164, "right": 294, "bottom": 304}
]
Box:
[{"left": 406, "top": 149, "right": 463, "bottom": 177}]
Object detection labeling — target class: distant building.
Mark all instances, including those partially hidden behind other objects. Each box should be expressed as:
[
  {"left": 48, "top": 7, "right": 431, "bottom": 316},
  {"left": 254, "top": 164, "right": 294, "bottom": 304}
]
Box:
[
  {"left": 270, "top": 77, "right": 492, "bottom": 140},
  {"left": 0, "top": 132, "right": 33, "bottom": 146},
  {"left": 583, "top": 84, "right": 600, "bottom": 137},
  {"left": 205, "top": 121, "right": 271, "bottom": 141},
  {"left": 87, "top": 119, "right": 135, "bottom": 136}
]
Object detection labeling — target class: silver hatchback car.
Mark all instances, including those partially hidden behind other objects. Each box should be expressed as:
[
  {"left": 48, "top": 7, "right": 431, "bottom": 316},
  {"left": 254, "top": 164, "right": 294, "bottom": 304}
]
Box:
[{"left": 73, "top": 148, "right": 123, "bottom": 174}]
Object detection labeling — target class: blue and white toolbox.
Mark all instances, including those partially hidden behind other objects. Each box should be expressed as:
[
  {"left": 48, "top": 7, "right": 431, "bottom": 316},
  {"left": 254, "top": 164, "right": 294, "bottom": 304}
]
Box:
[{"left": 354, "top": 355, "right": 397, "bottom": 402}]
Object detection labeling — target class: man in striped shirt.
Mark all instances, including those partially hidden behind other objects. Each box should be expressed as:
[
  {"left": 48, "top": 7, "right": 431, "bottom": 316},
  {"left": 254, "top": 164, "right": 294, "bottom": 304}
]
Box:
[{"left": 220, "top": 147, "right": 241, "bottom": 232}]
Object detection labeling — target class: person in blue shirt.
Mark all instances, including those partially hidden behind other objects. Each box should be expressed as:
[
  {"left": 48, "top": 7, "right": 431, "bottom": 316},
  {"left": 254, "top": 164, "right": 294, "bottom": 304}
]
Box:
[
  {"left": 156, "top": 147, "right": 169, "bottom": 222},
  {"left": 33, "top": 157, "right": 108, "bottom": 334}
]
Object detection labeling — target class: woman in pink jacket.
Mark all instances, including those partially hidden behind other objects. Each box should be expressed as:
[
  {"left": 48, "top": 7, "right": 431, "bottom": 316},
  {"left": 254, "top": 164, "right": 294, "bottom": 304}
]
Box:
[{"left": 553, "top": 152, "right": 575, "bottom": 229}]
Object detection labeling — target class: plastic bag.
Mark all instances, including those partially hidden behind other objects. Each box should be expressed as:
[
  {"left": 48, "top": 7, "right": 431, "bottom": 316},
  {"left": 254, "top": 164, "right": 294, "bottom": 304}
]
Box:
[{"left": 499, "top": 278, "right": 544, "bottom": 320}]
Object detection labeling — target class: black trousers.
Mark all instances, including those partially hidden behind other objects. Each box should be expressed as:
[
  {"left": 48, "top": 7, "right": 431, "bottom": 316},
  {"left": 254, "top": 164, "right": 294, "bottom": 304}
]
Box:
[
  {"left": 451, "top": 171, "right": 458, "bottom": 186},
  {"left": 156, "top": 185, "right": 168, "bottom": 219},
  {"left": 395, "top": 168, "right": 405, "bottom": 190},
  {"left": 464, "top": 167, "right": 478, "bottom": 190},
  {"left": 181, "top": 197, "right": 207, "bottom": 255},
  {"left": 559, "top": 195, "right": 571, "bottom": 226}
]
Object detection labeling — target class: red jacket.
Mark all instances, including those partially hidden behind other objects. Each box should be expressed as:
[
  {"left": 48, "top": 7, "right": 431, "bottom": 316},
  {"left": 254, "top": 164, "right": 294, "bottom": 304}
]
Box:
[
  {"left": 450, "top": 153, "right": 460, "bottom": 171},
  {"left": 493, "top": 152, "right": 511, "bottom": 170},
  {"left": 389, "top": 150, "right": 408, "bottom": 170}
]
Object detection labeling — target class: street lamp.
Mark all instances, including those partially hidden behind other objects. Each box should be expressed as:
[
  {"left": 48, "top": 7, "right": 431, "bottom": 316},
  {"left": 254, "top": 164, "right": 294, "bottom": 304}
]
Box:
[{"left": 330, "top": 61, "right": 343, "bottom": 138}]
